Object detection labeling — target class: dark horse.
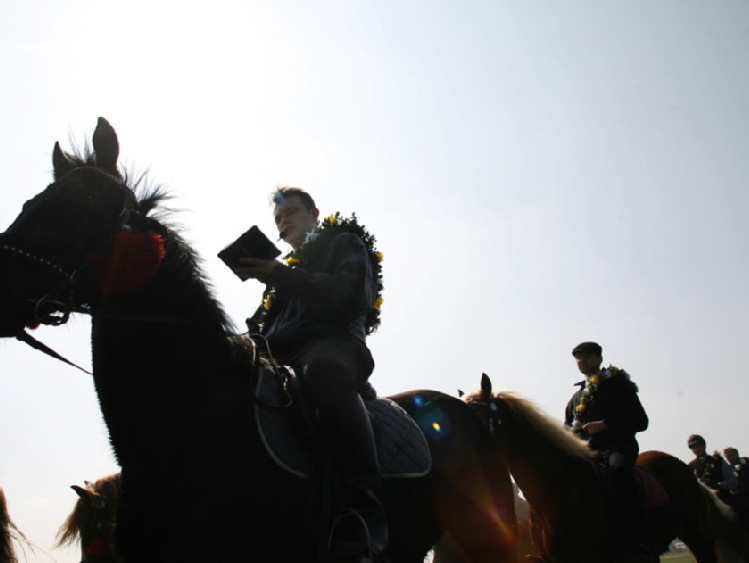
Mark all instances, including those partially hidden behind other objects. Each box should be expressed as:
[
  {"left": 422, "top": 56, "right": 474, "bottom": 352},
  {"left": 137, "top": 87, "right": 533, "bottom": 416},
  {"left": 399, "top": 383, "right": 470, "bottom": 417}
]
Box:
[
  {"left": 0, "top": 118, "right": 519, "bottom": 563},
  {"left": 463, "top": 374, "right": 749, "bottom": 563},
  {"left": 56, "top": 473, "right": 122, "bottom": 563}
]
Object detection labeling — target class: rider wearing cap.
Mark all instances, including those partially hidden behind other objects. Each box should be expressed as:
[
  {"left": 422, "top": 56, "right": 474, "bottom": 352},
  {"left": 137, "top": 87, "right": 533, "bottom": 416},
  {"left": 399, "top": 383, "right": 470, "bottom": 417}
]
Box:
[
  {"left": 687, "top": 435, "right": 737, "bottom": 500},
  {"left": 564, "top": 341, "right": 650, "bottom": 562}
]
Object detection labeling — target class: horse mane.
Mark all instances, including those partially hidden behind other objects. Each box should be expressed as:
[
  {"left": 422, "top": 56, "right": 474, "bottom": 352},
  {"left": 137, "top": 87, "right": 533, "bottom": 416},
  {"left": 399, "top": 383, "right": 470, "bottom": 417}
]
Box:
[
  {"left": 465, "top": 388, "right": 593, "bottom": 463},
  {"left": 0, "top": 488, "right": 20, "bottom": 563},
  {"left": 55, "top": 472, "right": 122, "bottom": 549},
  {"left": 56, "top": 141, "right": 238, "bottom": 335}
]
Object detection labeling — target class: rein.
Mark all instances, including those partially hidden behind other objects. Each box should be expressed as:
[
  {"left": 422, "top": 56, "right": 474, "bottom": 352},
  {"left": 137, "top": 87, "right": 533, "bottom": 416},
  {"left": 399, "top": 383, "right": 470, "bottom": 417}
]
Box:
[{"left": 16, "top": 330, "right": 92, "bottom": 375}]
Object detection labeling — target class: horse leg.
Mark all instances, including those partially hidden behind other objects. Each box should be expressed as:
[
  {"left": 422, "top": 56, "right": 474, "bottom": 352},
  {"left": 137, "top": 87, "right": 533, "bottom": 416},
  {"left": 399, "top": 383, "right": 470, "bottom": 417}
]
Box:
[{"left": 681, "top": 531, "right": 717, "bottom": 563}]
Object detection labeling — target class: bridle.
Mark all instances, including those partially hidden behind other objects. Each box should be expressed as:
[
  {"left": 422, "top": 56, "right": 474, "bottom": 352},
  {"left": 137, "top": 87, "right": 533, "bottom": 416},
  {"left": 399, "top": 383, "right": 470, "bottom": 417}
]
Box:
[
  {"left": 0, "top": 205, "right": 136, "bottom": 327},
  {"left": 470, "top": 395, "right": 505, "bottom": 437},
  {"left": 0, "top": 168, "right": 141, "bottom": 370}
]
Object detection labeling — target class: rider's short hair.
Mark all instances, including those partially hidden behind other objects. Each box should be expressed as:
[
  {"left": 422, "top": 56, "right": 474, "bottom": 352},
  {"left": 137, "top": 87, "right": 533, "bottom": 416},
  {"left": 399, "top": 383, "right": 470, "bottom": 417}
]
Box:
[{"left": 271, "top": 186, "right": 316, "bottom": 211}]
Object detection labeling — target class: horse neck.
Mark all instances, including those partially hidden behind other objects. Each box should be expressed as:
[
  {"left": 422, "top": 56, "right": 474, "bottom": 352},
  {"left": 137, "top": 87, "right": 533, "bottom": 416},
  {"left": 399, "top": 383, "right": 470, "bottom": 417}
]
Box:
[
  {"left": 89, "top": 232, "right": 244, "bottom": 465},
  {"left": 92, "top": 233, "right": 232, "bottom": 355},
  {"left": 501, "top": 409, "right": 588, "bottom": 507}
]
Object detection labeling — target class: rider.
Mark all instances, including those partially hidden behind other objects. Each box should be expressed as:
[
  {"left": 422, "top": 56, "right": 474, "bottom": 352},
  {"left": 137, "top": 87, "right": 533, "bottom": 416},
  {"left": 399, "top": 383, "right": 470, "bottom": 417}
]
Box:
[
  {"left": 564, "top": 341, "right": 650, "bottom": 562},
  {"left": 723, "top": 447, "right": 749, "bottom": 522},
  {"left": 235, "top": 186, "right": 388, "bottom": 563},
  {"left": 687, "top": 435, "right": 737, "bottom": 500}
]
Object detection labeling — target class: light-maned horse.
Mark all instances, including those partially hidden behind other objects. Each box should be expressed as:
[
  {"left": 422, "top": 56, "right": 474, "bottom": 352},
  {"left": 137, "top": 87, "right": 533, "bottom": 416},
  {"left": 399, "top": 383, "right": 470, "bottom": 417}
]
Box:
[
  {"left": 463, "top": 374, "right": 749, "bottom": 563},
  {"left": 56, "top": 473, "right": 121, "bottom": 563},
  {"left": 0, "top": 118, "right": 519, "bottom": 563}
]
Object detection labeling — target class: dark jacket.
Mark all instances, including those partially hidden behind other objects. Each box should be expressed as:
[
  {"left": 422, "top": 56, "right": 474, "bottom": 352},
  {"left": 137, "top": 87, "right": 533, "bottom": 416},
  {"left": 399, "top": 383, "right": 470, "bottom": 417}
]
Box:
[
  {"left": 564, "top": 368, "right": 648, "bottom": 450},
  {"left": 736, "top": 459, "right": 749, "bottom": 497},
  {"left": 258, "top": 232, "right": 375, "bottom": 351},
  {"left": 689, "top": 454, "right": 738, "bottom": 491}
]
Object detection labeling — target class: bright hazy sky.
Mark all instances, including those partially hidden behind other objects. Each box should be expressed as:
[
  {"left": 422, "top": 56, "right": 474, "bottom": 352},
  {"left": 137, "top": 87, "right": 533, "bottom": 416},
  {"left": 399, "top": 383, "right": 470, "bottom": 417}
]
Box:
[{"left": 1, "top": 1, "right": 747, "bottom": 561}]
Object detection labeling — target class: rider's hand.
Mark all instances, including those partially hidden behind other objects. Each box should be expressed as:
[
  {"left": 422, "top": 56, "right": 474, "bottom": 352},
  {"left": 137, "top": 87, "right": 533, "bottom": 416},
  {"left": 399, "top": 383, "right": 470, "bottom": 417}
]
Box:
[
  {"left": 582, "top": 420, "right": 607, "bottom": 435},
  {"left": 233, "top": 257, "right": 280, "bottom": 283}
]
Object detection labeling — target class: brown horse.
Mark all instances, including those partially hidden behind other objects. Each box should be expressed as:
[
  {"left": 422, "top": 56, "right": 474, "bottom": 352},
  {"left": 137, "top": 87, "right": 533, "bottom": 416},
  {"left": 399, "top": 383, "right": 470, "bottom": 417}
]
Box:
[
  {"left": 0, "top": 118, "right": 519, "bottom": 563},
  {"left": 56, "top": 473, "right": 122, "bottom": 563},
  {"left": 0, "top": 487, "right": 18, "bottom": 563},
  {"left": 463, "top": 374, "right": 749, "bottom": 563}
]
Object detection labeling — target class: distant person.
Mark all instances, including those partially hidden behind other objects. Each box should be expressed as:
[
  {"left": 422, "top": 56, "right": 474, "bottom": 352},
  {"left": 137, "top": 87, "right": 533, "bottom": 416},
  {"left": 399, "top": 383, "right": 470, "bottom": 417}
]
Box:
[
  {"left": 723, "top": 447, "right": 749, "bottom": 522},
  {"left": 687, "top": 435, "right": 737, "bottom": 501},
  {"left": 564, "top": 341, "right": 650, "bottom": 561}
]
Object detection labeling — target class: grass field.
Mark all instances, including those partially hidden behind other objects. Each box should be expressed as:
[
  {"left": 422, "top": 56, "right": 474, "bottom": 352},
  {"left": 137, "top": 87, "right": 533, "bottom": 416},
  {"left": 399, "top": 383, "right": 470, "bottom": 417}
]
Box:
[{"left": 660, "top": 552, "right": 696, "bottom": 562}]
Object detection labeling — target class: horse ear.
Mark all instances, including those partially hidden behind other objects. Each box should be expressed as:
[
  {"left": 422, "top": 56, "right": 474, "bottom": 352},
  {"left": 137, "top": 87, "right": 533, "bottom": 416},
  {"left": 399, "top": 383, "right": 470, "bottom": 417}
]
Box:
[
  {"left": 93, "top": 117, "right": 119, "bottom": 174},
  {"left": 481, "top": 372, "right": 492, "bottom": 399},
  {"left": 457, "top": 389, "right": 464, "bottom": 398},
  {"left": 71, "top": 484, "right": 90, "bottom": 499},
  {"left": 52, "top": 141, "right": 75, "bottom": 180}
]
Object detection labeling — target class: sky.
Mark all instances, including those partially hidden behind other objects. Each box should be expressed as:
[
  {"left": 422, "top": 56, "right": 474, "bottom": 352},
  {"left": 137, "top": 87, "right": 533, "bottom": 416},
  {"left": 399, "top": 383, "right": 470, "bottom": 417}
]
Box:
[{"left": 0, "top": 1, "right": 748, "bottom": 561}]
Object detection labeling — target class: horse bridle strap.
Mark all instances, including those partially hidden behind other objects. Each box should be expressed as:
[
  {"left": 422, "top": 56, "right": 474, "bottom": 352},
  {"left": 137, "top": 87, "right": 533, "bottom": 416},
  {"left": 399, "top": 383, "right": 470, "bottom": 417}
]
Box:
[
  {"left": 0, "top": 243, "right": 71, "bottom": 278},
  {"left": 472, "top": 398, "right": 504, "bottom": 436},
  {"left": 16, "top": 330, "right": 92, "bottom": 375}
]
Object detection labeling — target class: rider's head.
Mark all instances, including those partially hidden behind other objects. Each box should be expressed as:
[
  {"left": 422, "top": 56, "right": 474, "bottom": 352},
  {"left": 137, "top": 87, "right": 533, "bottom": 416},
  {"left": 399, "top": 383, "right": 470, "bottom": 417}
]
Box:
[
  {"left": 688, "top": 434, "right": 707, "bottom": 456},
  {"left": 271, "top": 187, "right": 319, "bottom": 251},
  {"left": 724, "top": 447, "right": 740, "bottom": 465},
  {"left": 572, "top": 341, "right": 603, "bottom": 376}
]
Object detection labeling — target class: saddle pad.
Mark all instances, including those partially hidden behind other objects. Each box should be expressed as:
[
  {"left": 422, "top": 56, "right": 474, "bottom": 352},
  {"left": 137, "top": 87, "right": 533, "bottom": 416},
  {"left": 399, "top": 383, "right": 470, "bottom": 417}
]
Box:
[
  {"left": 254, "top": 368, "right": 432, "bottom": 480},
  {"left": 635, "top": 467, "right": 670, "bottom": 509}
]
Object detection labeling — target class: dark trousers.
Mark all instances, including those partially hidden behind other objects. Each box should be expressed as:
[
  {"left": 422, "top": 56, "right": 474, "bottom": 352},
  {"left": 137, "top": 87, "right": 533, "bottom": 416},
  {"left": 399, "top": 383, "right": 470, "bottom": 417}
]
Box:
[
  {"left": 274, "top": 335, "right": 375, "bottom": 406},
  {"left": 274, "top": 335, "right": 388, "bottom": 557},
  {"left": 596, "top": 440, "right": 647, "bottom": 544}
]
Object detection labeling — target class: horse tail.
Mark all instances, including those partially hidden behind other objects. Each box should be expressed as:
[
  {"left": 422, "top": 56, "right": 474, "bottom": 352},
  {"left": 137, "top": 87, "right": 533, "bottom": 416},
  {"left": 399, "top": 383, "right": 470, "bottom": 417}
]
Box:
[{"left": 638, "top": 451, "right": 749, "bottom": 560}]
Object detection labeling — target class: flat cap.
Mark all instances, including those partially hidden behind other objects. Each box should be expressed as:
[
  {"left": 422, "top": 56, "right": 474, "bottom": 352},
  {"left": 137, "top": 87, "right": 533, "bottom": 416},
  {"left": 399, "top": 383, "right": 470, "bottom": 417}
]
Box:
[
  {"left": 572, "top": 341, "right": 602, "bottom": 357},
  {"left": 688, "top": 434, "right": 706, "bottom": 447}
]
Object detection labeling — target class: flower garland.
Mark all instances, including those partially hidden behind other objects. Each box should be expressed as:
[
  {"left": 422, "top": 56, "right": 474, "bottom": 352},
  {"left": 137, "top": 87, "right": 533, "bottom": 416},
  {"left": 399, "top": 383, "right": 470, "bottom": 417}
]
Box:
[
  {"left": 572, "top": 365, "right": 636, "bottom": 431},
  {"left": 253, "top": 212, "right": 384, "bottom": 335}
]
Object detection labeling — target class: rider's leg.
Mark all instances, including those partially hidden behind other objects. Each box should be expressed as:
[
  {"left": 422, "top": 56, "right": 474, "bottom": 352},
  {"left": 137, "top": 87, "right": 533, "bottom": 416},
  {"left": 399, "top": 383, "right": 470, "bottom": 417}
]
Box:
[
  {"left": 297, "top": 337, "right": 389, "bottom": 563},
  {"left": 607, "top": 446, "right": 651, "bottom": 561}
]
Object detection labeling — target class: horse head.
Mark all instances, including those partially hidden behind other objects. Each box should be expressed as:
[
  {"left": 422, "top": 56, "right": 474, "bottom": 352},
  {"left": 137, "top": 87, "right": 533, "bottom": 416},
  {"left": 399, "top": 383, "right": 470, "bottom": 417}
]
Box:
[
  {"left": 56, "top": 473, "right": 121, "bottom": 563},
  {"left": 461, "top": 373, "right": 512, "bottom": 448},
  {"left": 0, "top": 118, "right": 167, "bottom": 337}
]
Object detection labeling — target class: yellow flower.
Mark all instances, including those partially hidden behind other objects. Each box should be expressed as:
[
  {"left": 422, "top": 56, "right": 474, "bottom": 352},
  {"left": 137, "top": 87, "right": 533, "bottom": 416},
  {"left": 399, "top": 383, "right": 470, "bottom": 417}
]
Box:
[
  {"left": 376, "top": 251, "right": 384, "bottom": 263},
  {"left": 263, "top": 293, "right": 274, "bottom": 310},
  {"left": 285, "top": 256, "right": 300, "bottom": 266},
  {"left": 327, "top": 214, "right": 337, "bottom": 225},
  {"left": 576, "top": 403, "right": 586, "bottom": 413},
  {"left": 589, "top": 374, "right": 599, "bottom": 384},
  {"left": 374, "top": 296, "right": 383, "bottom": 309}
]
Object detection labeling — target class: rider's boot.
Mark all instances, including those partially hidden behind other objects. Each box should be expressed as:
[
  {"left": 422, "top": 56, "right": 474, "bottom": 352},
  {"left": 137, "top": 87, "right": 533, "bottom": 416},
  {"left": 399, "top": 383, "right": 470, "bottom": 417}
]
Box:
[
  {"left": 324, "top": 394, "right": 390, "bottom": 563},
  {"left": 614, "top": 476, "right": 652, "bottom": 563}
]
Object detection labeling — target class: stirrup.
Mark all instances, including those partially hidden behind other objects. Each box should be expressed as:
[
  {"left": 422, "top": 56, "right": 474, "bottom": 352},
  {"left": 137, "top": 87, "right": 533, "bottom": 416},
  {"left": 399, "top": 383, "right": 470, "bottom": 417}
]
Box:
[{"left": 329, "top": 508, "right": 373, "bottom": 561}]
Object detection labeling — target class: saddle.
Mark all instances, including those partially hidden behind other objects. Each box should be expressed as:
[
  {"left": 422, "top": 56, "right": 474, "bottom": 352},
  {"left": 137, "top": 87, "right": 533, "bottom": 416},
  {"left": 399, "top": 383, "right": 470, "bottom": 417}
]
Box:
[
  {"left": 593, "top": 458, "right": 670, "bottom": 510},
  {"left": 253, "top": 365, "right": 432, "bottom": 480}
]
